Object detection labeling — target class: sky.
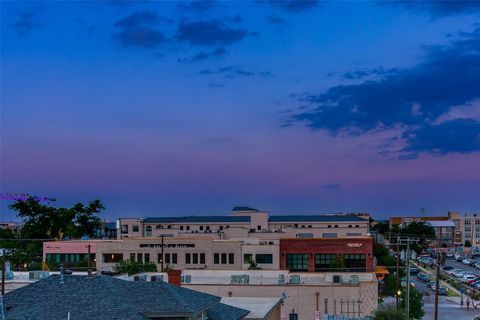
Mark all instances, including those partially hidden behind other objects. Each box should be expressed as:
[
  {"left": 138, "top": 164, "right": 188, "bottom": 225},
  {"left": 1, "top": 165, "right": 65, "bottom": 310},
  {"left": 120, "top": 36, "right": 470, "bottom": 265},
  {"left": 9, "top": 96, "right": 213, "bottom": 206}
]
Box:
[{"left": 1, "top": 0, "right": 480, "bottom": 221}]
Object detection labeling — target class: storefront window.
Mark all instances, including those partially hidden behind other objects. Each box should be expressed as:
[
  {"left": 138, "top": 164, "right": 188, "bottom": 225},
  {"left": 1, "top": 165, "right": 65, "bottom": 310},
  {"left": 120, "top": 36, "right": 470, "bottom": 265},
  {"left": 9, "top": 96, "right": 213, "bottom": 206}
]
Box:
[
  {"left": 255, "top": 254, "right": 273, "bottom": 264},
  {"left": 286, "top": 254, "right": 308, "bottom": 271},
  {"left": 103, "top": 253, "right": 123, "bottom": 263},
  {"left": 314, "top": 254, "right": 338, "bottom": 272},
  {"left": 344, "top": 254, "right": 366, "bottom": 272},
  {"left": 145, "top": 226, "right": 152, "bottom": 237}
]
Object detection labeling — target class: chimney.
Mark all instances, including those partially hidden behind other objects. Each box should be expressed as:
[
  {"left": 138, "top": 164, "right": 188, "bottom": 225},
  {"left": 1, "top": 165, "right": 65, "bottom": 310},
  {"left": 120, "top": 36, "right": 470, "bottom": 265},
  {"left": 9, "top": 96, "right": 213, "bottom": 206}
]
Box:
[
  {"left": 60, "top": 264, "right": 64, "bottom": 284},
  {"left": 167, "top": 269, "right": 182, "bottom": 286}
]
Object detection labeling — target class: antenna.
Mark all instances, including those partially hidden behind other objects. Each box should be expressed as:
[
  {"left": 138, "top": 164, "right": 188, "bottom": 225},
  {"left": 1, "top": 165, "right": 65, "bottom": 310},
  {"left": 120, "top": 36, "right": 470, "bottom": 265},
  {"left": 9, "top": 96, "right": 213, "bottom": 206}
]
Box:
[{"left": 60, "top": 264, "right": 64, "bottom": 284}]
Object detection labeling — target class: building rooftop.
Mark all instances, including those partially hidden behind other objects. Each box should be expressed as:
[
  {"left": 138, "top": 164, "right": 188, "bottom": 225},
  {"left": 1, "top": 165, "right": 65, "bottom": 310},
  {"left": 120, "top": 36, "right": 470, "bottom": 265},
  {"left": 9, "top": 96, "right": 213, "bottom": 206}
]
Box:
[
  {"left": 221, "top": 297, "right": 281, "bottom": 320},
  {"left": 232, "top": 206, "right": 259, "bottom": 212},
  {"left": 4, "top": 275, "right": 248, "bottom": 320},
  {"left": 269, "top": 215, "right": 366, "bottom": 222},
  {"left": 143, "top": 216, "right": 251, "bottom": 223}
]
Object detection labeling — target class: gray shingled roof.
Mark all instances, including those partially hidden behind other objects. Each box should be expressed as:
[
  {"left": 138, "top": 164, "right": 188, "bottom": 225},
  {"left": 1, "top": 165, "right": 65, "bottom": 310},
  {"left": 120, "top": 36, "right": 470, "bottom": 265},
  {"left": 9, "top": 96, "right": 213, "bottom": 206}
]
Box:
[
  {"left": 207, "top": 303, "right": 250, "bottom": 320},
  {"left": 4, "top": 275, "right": 247, "bottom": 320}
]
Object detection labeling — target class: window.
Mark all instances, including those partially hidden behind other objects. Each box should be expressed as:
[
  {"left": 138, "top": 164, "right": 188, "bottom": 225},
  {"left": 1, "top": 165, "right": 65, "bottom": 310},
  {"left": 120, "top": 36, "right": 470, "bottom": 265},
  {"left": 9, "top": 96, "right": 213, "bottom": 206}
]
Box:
[
  {"left": 257, "top": 225, "right": 261, "bottom": 231},
  {"left": 158, "top": 253, "right": 163, "bottom": 264},
  {"left": 172, "top": 253, "right": 177, "bottom": 264},
  {"left": 103, "top": 254, "right": 123, "bottom": 263},
  {"left": 286, "top": 254, "right": 308, "bottom": 271},
  {"left": 308, "top": 225, "right": 312, "bottom": 228},
  {"left": 144, "top": 253, "right": 150, "bottom": 263},
  {"left": 466, "top": 220, "right": 472, "bottom": 225},
  {"left": 132, "top": 225, "right": 139, "bottom": 232},
  {"left": 301, "top": 225, "right": 305, "bottom": 228},
  {"left": 294, "top": 224, "right": 298, "bottom": 228},
  {"left": 322, "top": 233, "right": 337, "bottom": 238},
  {"left": 186, "top": 226, "right": 190, "bottom": 231},
  {"left": 185, "top": 253, "right": 191, "bottom": 264},
  {"left": 200, "top": 253, "right": 205, "bottom": 264},
  {"left": 137, "top": 253, "right": 143, "bottom": 262},
  {"left": 328, "top": 225, "right": 332, "bottom": 228},
  {"left": 167, "top": 225, "right": 172, "bottom": 229},
  {"left": 164, "top": 253, "right": 170, "bottom": 264},
  {"left": 349, "top": 225, "right": 352, "bottom": 228},
  {"left": 221, "top": 253, "right": 227, "bottom": 264},
  {"left": 334, "top": 225, "right": 338, "bottom": 228},
  {"left": 255, "top": 254, "right": 273, "bottom": 264},
  {"left": 355, "top": 225, "right": 360, "bottom": 228},
  {"left": 244, "top": 254, "right": 253, "bottom": 264},
  {"left": 145, "top": 226, "right": 152, "bottom": 237},
  {"left": 314, "top": 254, "right": 337, "bottom": 272},
  {"left": 344, "top": 254, "right": 366, "bottom": 272},
  {"left": 347, "top": 233, "right": 361, "bottom": 236},
  {"left": 220, "top": 226, "right": 224, "bottom": 230},
  {"left": 121, "top": 225, "right": 128, "bottom": 234},
  {"left": 214, "top": 253, "right": 219, "bottom": 264},
  {"left": 206, "top": 226, "right": 210, "bottom": 231},
  {"left": 228, "top": 253, "right": 234, "bottom": 264},
  {"left": 155, "top": 225, "right": 163, "bottom": 229},
  {"left": 200, "top": 226, "right": 204, "bottom": 231},
  {"left": 193, "top": 253, "right": 198, "bottom": 264},
  {"left": 180, "top": 226, "right": 184, "bottom": 231},
  {"left": 130, "top": 253, "right": 135, "bottom": 261}
]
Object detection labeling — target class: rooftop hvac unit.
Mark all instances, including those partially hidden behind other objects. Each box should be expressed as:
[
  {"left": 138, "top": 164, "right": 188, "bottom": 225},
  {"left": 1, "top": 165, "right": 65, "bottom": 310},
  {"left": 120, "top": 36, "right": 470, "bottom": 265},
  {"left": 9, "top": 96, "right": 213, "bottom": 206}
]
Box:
[
  {"left": 333, "top": 275, "right": 341, "bottom": 284},
  {"left": 150, "top": 275, "right": 164, "bottom": 282},
  {"left": 289, "top": 275, "right": 300, "bottom": 284}
]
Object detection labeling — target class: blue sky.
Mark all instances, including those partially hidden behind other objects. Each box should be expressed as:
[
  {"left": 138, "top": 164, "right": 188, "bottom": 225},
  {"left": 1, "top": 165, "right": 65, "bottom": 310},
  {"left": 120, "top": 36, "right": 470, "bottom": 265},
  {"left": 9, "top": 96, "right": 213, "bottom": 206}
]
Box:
[{"left": 1, "top": 1, "right": 480, "bottom": 220}]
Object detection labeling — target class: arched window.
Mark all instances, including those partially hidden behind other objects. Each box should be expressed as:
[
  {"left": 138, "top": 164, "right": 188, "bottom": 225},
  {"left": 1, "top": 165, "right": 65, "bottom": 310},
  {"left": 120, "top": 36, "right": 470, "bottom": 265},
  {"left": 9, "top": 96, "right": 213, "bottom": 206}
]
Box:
[{"left": 145, "top": 226, "right": 152, "bottom": 237}]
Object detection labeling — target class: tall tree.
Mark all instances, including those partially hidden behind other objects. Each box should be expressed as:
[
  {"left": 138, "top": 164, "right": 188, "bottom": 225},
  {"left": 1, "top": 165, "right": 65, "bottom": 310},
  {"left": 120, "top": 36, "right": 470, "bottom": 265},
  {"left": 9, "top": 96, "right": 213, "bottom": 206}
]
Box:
[
  {"left": 400, "top": 287, "right": 425, "bottom": 320},
  {"left": 9, "top": 197, "right": 104, "bottom": 240}
]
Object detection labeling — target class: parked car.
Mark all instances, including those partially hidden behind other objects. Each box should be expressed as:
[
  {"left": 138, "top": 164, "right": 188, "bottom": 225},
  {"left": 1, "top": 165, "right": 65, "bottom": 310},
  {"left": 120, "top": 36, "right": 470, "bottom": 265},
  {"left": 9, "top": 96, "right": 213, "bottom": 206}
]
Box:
[
  {"left": 446, "top": 252, "right": 454, "bottom": 258},
  {"left": 456, "top": 254, "right": 467, "bottom": 261},
  {"left": 442, "top": 265, "right": 454, "bottom": 271},
  {"left": 445, "top": 268, "right": 461, "bottom": 276},
  {"left": 438, "top": 286, "right": 448, "bottom": 295},
  {"left": 417, "top": 273, "right": 430, "bottom": 282},
  {"left": 461, "top": 275, "right": 478, "bottom": 283},
  {"left": 410, "top": 267, "right": 420, "bottom": 275},
  {"left": 462, "top": 258, "right": 472, "bottom": 265}
]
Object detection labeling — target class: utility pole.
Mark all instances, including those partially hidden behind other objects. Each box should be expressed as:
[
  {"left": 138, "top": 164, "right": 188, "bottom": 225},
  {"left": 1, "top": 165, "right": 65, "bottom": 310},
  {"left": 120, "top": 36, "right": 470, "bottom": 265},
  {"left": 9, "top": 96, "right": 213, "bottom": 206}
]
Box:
[
  {"left": 406, "top": 239, "right": 411, "bottom": 320},
  {"left": 87, "top": 244, "right": 92, "bottom": 277},
  {"left": 160, "top": 235, "right": 164, "bottom": 272},
  {"left": 434, "top": 227, "right": 442, "bottom": 320},
  {"left": 1, "top": 251, "right": 5, "bottom": 295},
  {"left": 396, "top": 235, "right": 400, "bottom": 309}
]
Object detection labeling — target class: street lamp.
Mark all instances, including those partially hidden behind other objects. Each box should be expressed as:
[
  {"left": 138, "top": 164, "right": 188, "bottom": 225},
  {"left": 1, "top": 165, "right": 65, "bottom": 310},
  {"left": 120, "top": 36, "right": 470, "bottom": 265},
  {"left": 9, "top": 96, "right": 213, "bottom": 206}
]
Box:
[{"left": 397, "top": 290, "right": 402, "bottom": 297}]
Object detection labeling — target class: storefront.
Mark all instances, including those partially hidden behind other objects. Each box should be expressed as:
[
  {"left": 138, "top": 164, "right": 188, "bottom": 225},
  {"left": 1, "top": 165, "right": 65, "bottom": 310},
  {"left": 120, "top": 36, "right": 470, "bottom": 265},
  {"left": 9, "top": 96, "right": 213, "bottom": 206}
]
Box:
[{"left": 279, "top": 237, "right": 374, "bottom": 272}]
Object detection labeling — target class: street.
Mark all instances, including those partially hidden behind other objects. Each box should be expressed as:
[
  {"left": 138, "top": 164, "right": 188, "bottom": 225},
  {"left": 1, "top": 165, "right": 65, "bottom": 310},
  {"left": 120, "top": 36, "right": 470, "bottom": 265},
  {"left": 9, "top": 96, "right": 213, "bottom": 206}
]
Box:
[{"left": 411, "top": 275, "right": 478, "bottom": 320}]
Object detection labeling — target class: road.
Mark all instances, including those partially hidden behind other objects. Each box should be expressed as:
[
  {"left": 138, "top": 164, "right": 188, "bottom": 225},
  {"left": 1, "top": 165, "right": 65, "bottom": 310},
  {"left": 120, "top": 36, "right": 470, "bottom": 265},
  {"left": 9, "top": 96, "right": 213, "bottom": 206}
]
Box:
[{"left": 411, "top": 276, "right": 479, "bottom": 320}]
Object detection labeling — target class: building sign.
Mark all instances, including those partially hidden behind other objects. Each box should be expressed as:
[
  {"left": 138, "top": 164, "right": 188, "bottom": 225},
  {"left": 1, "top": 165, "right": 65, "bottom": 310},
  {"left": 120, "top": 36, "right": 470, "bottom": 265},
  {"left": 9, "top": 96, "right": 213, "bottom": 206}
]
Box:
[
  {"left": 140, "top": 243, "right": 195, "bottom": 248},
  {"left": 347, "top": 243, "right": 362, "bottom": 248}
]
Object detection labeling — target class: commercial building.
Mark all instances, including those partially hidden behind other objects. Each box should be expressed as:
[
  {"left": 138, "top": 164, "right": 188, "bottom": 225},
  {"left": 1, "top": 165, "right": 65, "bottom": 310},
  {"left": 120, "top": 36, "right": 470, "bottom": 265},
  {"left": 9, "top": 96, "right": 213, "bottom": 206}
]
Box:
[
  {"left": 116, "top": 207, "right": 369, "bottom": 240},
  {"left": 389, "top": 211, "right": 463, "bottom": 247}
]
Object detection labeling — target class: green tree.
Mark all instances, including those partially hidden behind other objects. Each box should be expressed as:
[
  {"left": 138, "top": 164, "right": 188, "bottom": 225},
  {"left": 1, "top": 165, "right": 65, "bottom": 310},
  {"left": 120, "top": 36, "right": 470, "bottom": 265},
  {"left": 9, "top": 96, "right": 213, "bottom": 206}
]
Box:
[
  {"left": 372, "top": 221, "right": 390, "bottom": 235},
  {"left": 9, "top": 197, "right": 104, "bottom": 240},
  {"left": 465, "top": 240, "right": 472, "bottom": 247},
  {"left": 113, "top": 260, "right": 157, "bottom": 275},
  {"left": 400, "top": 287, "right": 425, "bottom": 320},
  {"left": 399, "top": 222, "right": 435, "bottom": 254},
  {"left": 371, "top": 306, "right": 407, "bottom": 320}
]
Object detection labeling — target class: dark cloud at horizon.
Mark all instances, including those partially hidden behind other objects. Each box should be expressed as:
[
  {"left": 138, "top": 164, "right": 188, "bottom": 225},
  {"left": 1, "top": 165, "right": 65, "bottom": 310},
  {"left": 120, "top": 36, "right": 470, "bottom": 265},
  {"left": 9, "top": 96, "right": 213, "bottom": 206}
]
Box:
[{"left": 287, "top": 26, "right": 480, "bottom": 159}]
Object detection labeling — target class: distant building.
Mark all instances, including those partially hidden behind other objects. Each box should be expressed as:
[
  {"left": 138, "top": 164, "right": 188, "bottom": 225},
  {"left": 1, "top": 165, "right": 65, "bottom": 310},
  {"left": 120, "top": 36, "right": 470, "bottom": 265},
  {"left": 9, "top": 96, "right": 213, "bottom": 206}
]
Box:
[
  {"left": 389, "top": 211, "right": 462, "bottom": 247},
  {"left": 4, "top": 274, "right": 250, "bottom": 320}
]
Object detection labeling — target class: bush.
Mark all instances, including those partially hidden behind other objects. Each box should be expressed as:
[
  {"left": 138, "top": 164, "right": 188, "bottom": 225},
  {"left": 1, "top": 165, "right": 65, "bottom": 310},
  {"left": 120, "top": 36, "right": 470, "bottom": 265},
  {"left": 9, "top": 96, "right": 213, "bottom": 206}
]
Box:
[
  {"left": 371, "top": 305, "right": 407, "bottom": 320},
  {"left": 113, "top": 260, "right": 157, "bottom": 276}
]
